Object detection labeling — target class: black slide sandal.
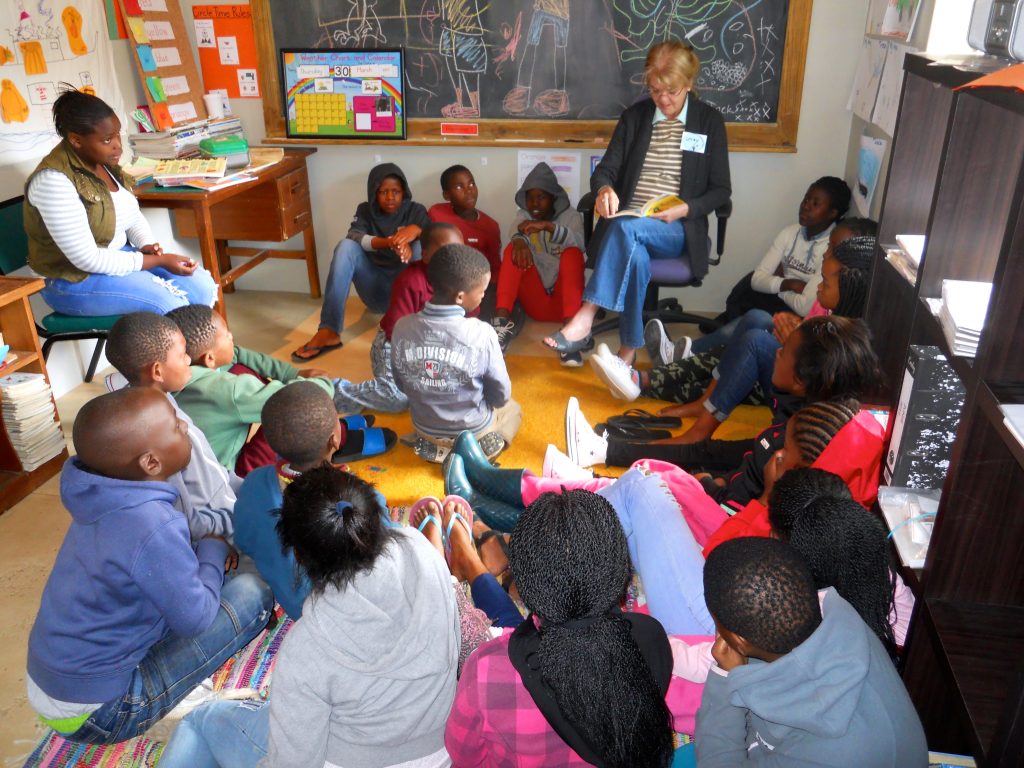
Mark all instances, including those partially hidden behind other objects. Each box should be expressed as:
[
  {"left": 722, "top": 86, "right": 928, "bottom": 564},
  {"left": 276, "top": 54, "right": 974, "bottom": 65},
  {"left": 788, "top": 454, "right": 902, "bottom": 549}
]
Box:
[{"left": 607, "top": 408, "right": 682, "bottom": 430}]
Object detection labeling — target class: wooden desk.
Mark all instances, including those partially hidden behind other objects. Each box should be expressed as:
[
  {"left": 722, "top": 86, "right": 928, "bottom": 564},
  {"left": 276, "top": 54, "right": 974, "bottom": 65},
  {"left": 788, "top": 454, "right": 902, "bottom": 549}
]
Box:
[
  {"left": 0, "top": 277, "right": 69, "bottom": 513},
  {"left": 136, "top": 148, "right": 321, "bottom": 323}
]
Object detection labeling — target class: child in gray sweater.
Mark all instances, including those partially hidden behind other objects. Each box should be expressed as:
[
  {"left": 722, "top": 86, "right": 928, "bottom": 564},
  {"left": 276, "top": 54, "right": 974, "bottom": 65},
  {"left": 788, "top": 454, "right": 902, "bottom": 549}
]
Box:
[{"left": 391, "top": 244, "right": 521, "bottom": 463}]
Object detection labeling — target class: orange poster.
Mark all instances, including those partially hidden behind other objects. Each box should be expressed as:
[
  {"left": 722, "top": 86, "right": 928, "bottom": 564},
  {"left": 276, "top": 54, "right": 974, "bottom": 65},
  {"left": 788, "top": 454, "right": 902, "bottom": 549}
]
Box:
[{"left": 191, "top": 5, "right": 259, "bottom": 98}]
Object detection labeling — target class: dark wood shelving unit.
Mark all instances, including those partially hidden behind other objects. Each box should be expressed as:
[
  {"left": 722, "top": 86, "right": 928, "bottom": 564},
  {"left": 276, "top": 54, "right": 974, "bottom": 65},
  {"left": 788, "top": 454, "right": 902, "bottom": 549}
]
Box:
[{"left": 864, "top": 54, "right": 1024, "bottom": 765}]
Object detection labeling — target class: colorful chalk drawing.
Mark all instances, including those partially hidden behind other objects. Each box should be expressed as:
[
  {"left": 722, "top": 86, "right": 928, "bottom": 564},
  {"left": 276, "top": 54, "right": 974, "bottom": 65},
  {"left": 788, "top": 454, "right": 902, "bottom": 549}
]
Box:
[{"left": 271, "top": 0, "right": 790, "bottom": 123}]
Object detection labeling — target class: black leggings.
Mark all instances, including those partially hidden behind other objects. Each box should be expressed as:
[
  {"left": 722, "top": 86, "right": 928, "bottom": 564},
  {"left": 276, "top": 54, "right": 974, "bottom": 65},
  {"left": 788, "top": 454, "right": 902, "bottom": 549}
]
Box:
[{"left": 605, "top": 436, "right": 751, "bottom": 471}]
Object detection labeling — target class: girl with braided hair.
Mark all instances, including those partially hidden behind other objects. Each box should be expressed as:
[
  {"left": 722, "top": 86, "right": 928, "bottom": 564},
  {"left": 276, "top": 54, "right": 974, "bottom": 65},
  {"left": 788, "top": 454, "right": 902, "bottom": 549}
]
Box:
[{"left": 446, "top": 488, "right": 690, "bottom": 767}]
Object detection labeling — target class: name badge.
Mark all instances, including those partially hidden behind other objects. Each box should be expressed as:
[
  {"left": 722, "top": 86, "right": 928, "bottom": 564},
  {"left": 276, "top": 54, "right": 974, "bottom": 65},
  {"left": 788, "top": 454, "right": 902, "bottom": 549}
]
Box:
[{"left": 681, "top": 131, "right": 707, "bottom": 153}]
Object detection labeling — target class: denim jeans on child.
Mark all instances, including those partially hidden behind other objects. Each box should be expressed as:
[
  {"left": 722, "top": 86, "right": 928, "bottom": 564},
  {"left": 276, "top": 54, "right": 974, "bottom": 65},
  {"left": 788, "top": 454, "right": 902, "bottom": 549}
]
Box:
[
  {"left": 40, "top": 266, "right": 217, "bottom": 316},
  {"left": 690, "top": 308, "right": 774, "bottom": 356},
  {"left": 319, "top": 239, "right": 422, "bottom": 334},
  {"left": 64, "top": 573, "right": 273, "bottom": 746},
  {"left": 705, "top": 328, "right": 781, "bottom": 422},
  {"left": 598, "top": 470, "right": 714, "bottom": 635},
  {"left": 158, "top": 698, "right": 269, "bottom": 768},
  {"left": 583, "top": 217, "right": 686, "bottom": 349},
  {"left": 332, "top": 329, "right": 408, "bottom": 414}
]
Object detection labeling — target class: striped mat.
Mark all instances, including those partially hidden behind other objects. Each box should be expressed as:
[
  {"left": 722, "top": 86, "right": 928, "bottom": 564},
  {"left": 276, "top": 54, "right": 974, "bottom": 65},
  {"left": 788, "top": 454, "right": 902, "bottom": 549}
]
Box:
[{"left": 21, "top": 608, "right": 293, "bottom": 768}]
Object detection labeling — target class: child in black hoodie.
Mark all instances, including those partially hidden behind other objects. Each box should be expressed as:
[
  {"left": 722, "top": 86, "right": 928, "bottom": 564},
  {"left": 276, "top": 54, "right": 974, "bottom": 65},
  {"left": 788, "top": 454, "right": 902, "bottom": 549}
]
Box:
[{"left": 294, "top": 162, "right": 430, "bottom": 362}]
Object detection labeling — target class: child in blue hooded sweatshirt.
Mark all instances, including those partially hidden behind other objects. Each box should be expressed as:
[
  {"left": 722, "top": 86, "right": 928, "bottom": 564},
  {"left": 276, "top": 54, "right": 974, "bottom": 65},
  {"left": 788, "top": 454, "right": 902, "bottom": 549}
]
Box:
[
  {"left": 697, "top": 537, "right": 927, "bottom": 767},
  {"left": 25, "top": 388, "right": 273, "bottom": 745}
]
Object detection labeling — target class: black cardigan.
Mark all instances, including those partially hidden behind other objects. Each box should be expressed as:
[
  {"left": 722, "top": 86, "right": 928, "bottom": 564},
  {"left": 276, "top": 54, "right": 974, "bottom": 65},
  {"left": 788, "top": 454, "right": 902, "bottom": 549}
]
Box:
[{"left": 589, "top": 95, "right": 732, "bottom": 278}]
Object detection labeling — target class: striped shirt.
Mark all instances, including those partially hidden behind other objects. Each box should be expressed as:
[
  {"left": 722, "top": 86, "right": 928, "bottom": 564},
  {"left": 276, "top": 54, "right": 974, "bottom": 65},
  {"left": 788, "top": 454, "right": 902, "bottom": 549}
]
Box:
[
  {"left": 26, "top": 169, "right": 151, "bottom": 276},
  {"left": 629, "top": 120, "right": 685, "bottom": 209}
]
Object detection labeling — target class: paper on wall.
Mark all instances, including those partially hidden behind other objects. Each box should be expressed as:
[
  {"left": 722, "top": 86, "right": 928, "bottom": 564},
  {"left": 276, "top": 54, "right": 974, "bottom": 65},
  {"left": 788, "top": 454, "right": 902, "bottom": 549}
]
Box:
[
  {"left": 139, "top": 0, "right": 169, "bottom": 10},
  {"left": 143, "top": 20, "right": 174, "bottom": 41},
  {"left": 194, "top": 19, "right": 215, "bottom": 48},
  {"left": 237, "top": 69, "right": 258, "bottom": 97},
  {"left": 218, "top": 36, "right": 239, "bottom": 65},
  {"left": 516, "top": 151, "right": 582, "bottom": 207},
  {"left": 872, "top": 41, "right": 913, "bottom": 137},
  {"left": 854, "top": 134, "right": 888, "bottom": 216},
  {"left": 168, "top": 101, "right": 198, "bottom": 123},
  {"left": 161, "top": 75, "right": 190, "bottom": 96},
  {"left": 126, "top": 16, "right": 149, "bottom": 43},
  {"left": 153, "top": 46, "right": 181, "bottom": 67},
  {"left": 847, "top": 37, "right": 887, "bottom": 122}
]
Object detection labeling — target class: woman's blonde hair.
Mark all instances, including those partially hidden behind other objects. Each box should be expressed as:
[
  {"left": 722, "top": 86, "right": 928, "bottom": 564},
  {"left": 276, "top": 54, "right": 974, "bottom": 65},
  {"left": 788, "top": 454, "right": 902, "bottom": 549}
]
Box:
[{"left": 644, "top": 41, "right": 700, "bottom": 92}]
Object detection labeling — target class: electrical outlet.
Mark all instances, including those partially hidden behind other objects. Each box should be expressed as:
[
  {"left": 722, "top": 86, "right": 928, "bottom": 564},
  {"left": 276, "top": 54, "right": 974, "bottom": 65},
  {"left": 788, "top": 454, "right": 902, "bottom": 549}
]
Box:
[{"left": 480, "top": 156, "right": 488, "bottom": 166}]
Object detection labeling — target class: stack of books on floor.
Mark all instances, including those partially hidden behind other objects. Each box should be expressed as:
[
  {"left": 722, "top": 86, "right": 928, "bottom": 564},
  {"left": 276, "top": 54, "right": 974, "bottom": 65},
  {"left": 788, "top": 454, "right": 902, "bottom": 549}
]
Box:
[
  {"left": 936, "top": 279, "right": 992, "bottom": 358},
  {"left": 129, "top": 117, "right": 243, "bottom": 160},
  {"left": 884, "top": 233, "right": 925, "bottom": 285},
  {"left": 0, "top": 372, "right": 65, "bottom": 471}
]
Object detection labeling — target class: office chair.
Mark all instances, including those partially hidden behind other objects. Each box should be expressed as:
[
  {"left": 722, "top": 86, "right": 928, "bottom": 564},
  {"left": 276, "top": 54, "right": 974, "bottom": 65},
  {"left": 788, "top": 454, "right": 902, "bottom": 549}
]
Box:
[{"left": 576, "top": 192, "right": 731, "bottom": 336}]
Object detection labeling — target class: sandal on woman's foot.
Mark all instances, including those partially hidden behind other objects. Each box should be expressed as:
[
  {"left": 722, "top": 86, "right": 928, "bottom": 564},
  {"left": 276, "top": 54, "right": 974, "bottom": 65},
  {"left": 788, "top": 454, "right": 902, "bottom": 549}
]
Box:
[
  {"left": 332, "top": 427, "right": 396, "bottom": 462},
  {"left": 544, "top": 330, "right": 594, "bottom": 355},
  {"left": 410, "top": 497, "right": 443, "bottom": 535},
  {"left": 291, "top": 340, "right": 342, "bottom": 362},
  {"left": 442, "top": 496, "right": 474, "bottom": 567}
]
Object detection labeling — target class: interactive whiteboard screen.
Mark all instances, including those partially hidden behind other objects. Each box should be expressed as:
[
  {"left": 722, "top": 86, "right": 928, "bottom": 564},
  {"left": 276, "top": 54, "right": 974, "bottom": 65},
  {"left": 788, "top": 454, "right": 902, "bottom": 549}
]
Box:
[{"left": 280, "top": 48, "right": 406, "bottom": 140}]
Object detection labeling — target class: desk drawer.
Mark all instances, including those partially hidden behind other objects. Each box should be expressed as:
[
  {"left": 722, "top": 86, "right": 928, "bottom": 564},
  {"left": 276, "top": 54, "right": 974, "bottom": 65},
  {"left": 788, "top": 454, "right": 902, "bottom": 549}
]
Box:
[{"left": 276, "top": 167, "right": 309, "bottom": 209}]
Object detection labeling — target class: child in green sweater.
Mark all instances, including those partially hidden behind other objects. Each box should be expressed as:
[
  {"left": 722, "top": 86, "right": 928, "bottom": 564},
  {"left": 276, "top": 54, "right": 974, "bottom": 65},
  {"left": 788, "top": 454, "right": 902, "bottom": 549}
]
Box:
[{"left": 166, "top": 306, "right": 394, "bottom": 476}]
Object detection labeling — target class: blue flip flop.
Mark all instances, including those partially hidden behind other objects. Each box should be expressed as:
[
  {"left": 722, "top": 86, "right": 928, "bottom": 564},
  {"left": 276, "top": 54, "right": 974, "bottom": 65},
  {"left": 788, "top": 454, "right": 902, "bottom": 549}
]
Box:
[
  {"left": 545, "top": 330, "right": 594, "bottom": 355},
  {"left": 410, "top": 496, "right": 443, "bottom": 538},
  {"left": 340, "top": 414, "right": 376, "bottom": 430},
  {"left": 442, "top": 494, "right": 474, "bottom": 567},
  {"left": 331, "top": 427, "right": 396, "bottom": 462}
]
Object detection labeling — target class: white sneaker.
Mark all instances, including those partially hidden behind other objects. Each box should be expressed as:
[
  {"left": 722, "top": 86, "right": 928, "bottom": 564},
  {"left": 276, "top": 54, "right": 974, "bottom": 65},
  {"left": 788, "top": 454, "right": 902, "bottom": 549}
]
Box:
[
  {"left": 543, "top": 443, "right": 594, "bottom": 480},
  {"left": 104, "top": 371, "right": 129, "bottom": 392},
  {"left": 644, "top": 319, "right": 675, "bottom": 367},
  {"left": 589, "top": 349, "right": 641, "bottom": 401},
  {"left": 674, "top": 335, "right": 694, "bottom": 362},
  {"left": 595, "top": 342, "right": 615, "bottom": 361},
  {"left": 565, "top": 396, "right": 608, "bottom": 468}
]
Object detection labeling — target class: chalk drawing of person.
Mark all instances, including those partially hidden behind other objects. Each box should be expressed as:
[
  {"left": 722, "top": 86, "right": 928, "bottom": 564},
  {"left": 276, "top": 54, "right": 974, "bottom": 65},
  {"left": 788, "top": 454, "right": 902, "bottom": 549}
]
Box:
[
  {"left": 438, "top": 0, "right": 487, "bottom": 118},
  {"left": 503, "top": 0, "right": 570, "bottom": 116}
]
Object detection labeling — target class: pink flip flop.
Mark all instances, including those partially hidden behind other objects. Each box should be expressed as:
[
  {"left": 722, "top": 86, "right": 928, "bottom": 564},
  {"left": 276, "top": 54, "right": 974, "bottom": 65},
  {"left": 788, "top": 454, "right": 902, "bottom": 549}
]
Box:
[
  {"left": 442, "top": 494, "right": 474, "bottom": 566},
  {"left": 409, "top": 496, "right": 443, "bottom": 537}
]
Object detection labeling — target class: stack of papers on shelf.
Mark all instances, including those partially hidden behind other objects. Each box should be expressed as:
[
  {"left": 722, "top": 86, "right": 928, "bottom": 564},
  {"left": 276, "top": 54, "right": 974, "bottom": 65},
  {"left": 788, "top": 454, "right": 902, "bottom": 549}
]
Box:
[
  {"left": 999, "top": 403, "right": 1024, "bottom": 449},
  {"left": 877, "top": 486, "right": 941, "bottom": 569},
  {"left": 129, "top": 117, "right": 243, "bottom": 160},
  {"left": 885, "top": 247, "right": 918, "bottom": 284},
  {"left": 883, "top": 233, "right": 926, "bottom": 285},
  {"left": 936, "top": 279, "right": 992, "bottom": 358},
  {"left": 154, "top": 157, "right": 228, "bottom": 187},
  {"left": 0, "top": 372, "right": 65, "bottom": 471}
]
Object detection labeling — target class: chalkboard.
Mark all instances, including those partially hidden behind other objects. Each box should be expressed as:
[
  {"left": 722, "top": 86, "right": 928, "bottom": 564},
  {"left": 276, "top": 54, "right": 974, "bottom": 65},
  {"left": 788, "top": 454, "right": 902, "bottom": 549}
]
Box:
[{"left": 252, "top": 0, "right": 813, "bottom": 151}]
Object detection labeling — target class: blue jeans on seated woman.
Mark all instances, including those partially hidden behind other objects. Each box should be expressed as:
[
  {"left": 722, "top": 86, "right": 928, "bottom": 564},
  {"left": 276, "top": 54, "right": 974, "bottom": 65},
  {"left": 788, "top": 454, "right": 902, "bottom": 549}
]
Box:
[
  {"left": 690, "top": 308, "right": 773, "bottom": 356},
  {"left": 40, "top": 266, "right": 217, "bottom": 316},
  {"left": 704, "top": 327, "right": 781, "bottom": 422},
  {"left": 158, "top": 698, "right": 269, "bottom": 768},
  {"left": 598, "top": 469, "right": 714, "bottom": 635},
  {"left": 63, "top": 574, "right": 273, "bottom": 746},
  {"left": 583, "top": 217, "right": 686, "bottom": 349},
  {"left": 319, "top": 239, "right": 421, "bottom": 335}
]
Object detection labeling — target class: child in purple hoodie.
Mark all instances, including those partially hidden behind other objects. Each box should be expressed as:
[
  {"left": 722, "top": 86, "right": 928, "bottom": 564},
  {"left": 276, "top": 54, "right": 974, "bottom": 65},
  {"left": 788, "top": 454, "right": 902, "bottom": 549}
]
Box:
[{"left": 26, "top": 388, "right": 273, "bottom": 745}]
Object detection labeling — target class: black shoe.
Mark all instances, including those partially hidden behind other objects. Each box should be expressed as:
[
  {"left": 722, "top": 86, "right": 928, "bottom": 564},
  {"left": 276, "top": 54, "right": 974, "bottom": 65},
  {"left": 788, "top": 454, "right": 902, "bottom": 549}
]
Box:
[{"left": 490, "top": 316, "right": 517, "bottom": 353}]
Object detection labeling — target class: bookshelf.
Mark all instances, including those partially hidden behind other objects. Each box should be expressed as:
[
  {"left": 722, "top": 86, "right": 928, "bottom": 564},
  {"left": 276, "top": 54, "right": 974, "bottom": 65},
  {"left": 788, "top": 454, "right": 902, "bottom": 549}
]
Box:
[
  {"left": 864, "top": 54, "right": 1024, "bottom": 764},
  {"left": 0, "top": 278, "right": 68, "bottom": 512}
]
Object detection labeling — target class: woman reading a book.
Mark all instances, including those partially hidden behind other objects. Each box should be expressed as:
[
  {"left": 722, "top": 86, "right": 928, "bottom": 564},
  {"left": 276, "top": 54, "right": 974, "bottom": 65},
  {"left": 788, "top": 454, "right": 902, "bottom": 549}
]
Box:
[
  {"left": 543, "top": 41, "right": 731, "bottom": 363},
  {"left": 23, "top": 88, "right": 216, "bottom": 316}
]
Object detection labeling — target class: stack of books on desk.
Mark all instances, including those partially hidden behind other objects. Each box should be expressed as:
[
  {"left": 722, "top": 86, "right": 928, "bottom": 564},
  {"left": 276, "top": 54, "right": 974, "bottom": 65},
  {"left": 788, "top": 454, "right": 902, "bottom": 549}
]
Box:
[
  {"left": 153, "top": 157, "right": 228, "bottom": 187},
  {"left": 884, "top": 233, "right": 925, "bottom": 285},
  {"left": 0, "top": 372, "right": 65, "bottom": 471},
  {"left": 937, "top": 279, "right": 991, "bottom": 358},
  {"left": 129, "top": 117, "right": 243, "bottom": 160}
]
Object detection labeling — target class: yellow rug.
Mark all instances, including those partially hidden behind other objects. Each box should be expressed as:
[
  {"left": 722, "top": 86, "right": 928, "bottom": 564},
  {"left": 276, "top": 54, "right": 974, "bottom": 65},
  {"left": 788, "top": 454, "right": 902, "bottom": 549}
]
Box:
[{"left": 348, "top": 353, "right": 773, "bottom": 508}]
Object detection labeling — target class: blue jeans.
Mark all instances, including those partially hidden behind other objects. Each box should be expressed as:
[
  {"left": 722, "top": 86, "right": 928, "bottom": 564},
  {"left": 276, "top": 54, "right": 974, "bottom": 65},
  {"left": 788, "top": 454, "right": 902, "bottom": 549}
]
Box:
[
  {"left": 159, "top": 699, "right": 269, "bottom": 768},
  {"left": 691, "top": 308, "right": 773, "bottom": 356},
  {"left": 705, "top": 328, "right": 781, "bottom": 421},
  {"left": 598, "top": 470, "right": 714, "bottom": 635},
  {"left": 40, "top": 266, "right": 217, "bottom": 316},
  {"left": 64, "top": 574, "right": 273, "bottom": 746},
  {"left": 332, "top": 329, "right": 408, "bottom": 413},
  {"left": 584, "top": 217, "right": 686, "bottom": 349},
  {"left": 319, "top": 239, "right": 420, "bottom": 334}
]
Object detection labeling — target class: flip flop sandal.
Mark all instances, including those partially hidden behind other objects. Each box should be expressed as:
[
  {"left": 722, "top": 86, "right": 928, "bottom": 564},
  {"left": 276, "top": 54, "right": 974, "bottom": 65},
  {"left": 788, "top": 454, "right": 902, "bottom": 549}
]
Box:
[
  {"left": 409, "top": 497, "right": 443, "bottom": 536},
  {"left": 475, "top": 529, "right": 514, "bottom": 592},
  {"left": 331, "top": 427, "right": 397, "bottom": 462},
  {"left": 442, "top": 495, "right": 474, "bottom": 566},
  {"left": 607, "top": 408, "right": 682, "bottom": 430},
  {"left": 545, "top": 331, "right": 595, "bottom": 355},
  {"left": 340, "top": 414, "right": 376, "bottom": 430},
  {"left": 291, "top": 340, "right": 343, "bottom": 362}
]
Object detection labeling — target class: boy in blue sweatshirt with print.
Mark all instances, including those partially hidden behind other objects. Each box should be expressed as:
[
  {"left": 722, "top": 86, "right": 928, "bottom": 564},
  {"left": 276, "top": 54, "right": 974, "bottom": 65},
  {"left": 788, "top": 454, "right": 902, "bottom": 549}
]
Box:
[
  {"left": 697, "top": 537, "right": 927, "bottom": 767},
  {"left": 391, "top": 244, "right": 521, "bottom": 463},
  {"left": 26, "top": 388, "right": 273, "bottom": 745}
]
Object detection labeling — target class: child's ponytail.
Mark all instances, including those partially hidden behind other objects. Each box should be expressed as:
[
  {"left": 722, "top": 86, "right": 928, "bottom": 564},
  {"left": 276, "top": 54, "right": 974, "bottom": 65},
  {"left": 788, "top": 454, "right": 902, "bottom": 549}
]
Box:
[{"left": 278, "top": 465, "right": 394, "bottom": 594}]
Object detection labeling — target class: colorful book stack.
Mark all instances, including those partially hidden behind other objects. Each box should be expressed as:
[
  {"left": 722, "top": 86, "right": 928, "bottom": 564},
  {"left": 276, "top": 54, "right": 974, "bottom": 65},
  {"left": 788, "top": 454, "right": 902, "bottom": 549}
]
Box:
[
  {"left": 0, "top": 372, "right": 65, "bottom": 472},
  {"left": 129, "top": 117, "right": 243, "bottom": 160}
]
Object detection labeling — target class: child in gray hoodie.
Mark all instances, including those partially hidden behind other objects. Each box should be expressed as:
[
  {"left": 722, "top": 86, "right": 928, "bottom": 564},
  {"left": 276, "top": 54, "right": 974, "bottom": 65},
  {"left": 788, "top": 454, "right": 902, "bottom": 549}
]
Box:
[
  {"left": 697, "top": 537, "right": 927, "bottom": 767},
  {"left": 490, "top": 161, "right": 585, "bottom": 364}
]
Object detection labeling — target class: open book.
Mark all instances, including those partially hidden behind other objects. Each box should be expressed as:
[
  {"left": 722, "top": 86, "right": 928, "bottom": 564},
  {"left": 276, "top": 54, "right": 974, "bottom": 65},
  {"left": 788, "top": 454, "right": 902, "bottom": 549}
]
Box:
[{"left": 606, "top": 194, "right": 684, "bottom": 218}]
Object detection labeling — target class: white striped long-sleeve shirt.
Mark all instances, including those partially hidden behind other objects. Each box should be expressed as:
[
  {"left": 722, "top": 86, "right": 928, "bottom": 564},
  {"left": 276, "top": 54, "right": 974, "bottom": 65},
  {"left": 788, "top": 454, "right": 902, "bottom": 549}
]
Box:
[{"left": 26, "top": 169, "right": 152, "bottom": 276}]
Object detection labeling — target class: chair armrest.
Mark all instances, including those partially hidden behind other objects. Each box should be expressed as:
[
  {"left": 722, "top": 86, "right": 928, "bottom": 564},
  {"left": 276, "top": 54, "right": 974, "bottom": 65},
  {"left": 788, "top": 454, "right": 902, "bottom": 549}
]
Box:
[
  {"left": 578, "top": 191, "right": 597, "bottom": 249},
  {"left": 712, "top": 200, "right": 732, "bottom": 266}
]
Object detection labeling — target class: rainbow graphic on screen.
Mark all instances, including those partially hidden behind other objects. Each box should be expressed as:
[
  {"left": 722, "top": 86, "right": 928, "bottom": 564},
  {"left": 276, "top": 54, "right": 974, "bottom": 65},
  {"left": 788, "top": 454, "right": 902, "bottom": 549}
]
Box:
[{"left": 281, "top": 49, "right": 406, "bottom": 140}]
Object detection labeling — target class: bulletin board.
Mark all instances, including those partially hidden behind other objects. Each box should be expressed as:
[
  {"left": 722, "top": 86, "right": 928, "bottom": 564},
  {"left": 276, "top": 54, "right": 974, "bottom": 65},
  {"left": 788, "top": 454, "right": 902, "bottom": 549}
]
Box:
[
  {"left": 191, "top": 5, "right": 260, "bottom": 99},
  {"left": 117, "top": 0, "right": 207, "bottom": 128}
]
